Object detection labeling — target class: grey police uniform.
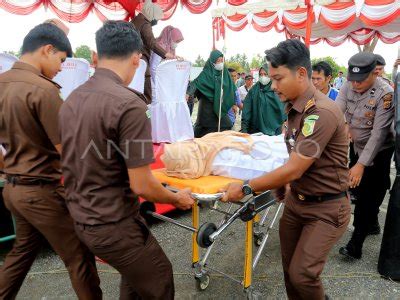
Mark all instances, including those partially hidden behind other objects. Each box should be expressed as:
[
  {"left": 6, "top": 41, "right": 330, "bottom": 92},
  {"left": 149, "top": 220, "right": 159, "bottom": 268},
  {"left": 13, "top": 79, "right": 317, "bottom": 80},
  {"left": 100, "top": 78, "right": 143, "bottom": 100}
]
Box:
[
  {"left": 336, "top": 52, "right": 395, "bottom": 259},
  {"left": 336, "top": 77, "right": 394, "bottom": 166}
]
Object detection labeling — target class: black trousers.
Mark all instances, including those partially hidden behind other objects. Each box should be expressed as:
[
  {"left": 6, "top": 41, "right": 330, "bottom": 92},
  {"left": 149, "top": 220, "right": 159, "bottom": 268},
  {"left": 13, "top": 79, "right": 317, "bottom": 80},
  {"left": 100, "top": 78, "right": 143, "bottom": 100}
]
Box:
[{"left": 350, "top": 144, "right": 394, "bottom": 236}]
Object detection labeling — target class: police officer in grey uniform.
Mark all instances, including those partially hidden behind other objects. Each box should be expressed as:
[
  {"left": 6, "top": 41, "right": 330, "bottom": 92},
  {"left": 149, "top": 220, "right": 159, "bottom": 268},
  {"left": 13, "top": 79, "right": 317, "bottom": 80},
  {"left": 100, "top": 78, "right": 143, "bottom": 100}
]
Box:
[
  {"left": 375, "top": 54, "right": 393, "bottom": 87},
  {"left": 336, "top": 52, "right": 395, "bottom": 259}
]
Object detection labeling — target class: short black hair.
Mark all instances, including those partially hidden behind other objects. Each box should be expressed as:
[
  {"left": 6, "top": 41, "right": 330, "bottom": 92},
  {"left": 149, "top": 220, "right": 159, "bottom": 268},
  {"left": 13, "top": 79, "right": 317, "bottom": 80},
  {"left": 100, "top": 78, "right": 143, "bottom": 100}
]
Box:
[
  {"left": 96, "top": 21, "right": 143, "bottom": 59},
  {"left": 265, "top": 39, "right": 312, "bottom": 78},
  {"left": 228, "top": 68, "right": 236, "bottom": 73},
  {"left": 312, "top": 61, "right": 333, "bottom": 77},
  {"left": 21, "top": 23, "right": 72, "bottom": 57}
]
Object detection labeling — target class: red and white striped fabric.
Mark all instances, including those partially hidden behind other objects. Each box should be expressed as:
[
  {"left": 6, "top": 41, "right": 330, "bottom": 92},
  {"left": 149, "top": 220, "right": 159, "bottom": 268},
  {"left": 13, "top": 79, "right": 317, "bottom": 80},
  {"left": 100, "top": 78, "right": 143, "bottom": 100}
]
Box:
[
  {"left": 211, "top": 0, "right": 400, "bottom": 46},
  {"left": 0, "top": 0, "right": 213, "bottom": 22}
]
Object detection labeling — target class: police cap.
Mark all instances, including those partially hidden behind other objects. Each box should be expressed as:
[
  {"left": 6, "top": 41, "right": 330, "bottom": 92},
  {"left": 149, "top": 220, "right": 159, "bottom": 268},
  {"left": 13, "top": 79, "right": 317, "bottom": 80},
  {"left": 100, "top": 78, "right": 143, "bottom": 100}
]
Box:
[
  {"left": 375, "top": 54, "right": 386, "bottom": 66},
  {"left": 347, "top": 52, "right": 376, "bottom": 82}
]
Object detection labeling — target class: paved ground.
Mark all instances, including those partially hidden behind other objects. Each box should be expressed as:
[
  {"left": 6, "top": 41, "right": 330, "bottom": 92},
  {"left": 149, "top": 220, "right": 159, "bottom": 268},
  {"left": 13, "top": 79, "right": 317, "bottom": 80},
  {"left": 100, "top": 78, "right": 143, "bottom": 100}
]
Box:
[{"left": 1, "top": 104, "right": 399, "bottom": 299}]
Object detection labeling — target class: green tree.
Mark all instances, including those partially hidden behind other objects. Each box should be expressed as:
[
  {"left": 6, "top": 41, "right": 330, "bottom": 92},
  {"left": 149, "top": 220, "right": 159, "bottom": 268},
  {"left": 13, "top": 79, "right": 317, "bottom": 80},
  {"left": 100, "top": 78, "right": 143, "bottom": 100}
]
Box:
[
  {"left": 227, "top": 54, "right": 249, "bottom": 72},
  {"left": 193, "top": 55, "right": 206, "bottom": 67},
  {"left": 225, "top": 61, "right": 243, "bottom": 73},
  {"left": 250, "top": 54, "right": 265, "bottom": 70},
  {"left": 4, "top": 50, "right": 21, "bottom": 58},
  {"left": 74, "top": 45, "right": 92, "bottom": 64},
  {"left": 311, "top": 56, "right": 346, "bottom": 79}
]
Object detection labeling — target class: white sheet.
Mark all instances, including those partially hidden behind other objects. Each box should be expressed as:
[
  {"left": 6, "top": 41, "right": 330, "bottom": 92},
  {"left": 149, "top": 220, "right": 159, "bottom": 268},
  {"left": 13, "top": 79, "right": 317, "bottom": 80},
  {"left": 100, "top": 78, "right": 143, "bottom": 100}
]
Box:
[
  {"left": 128, "top": 59, "right": 147, "bottom": 93},
  {"left": 0, "top": 53, "right": 18, "bottom": 74},
  {"left": 53, "top": 58, "right": 90, "bottom": 100},
  {"left": 212, "top": 134, "right": 289, "bottom": 180},
  {"left": 150, "top": 60, "right": 194, "bottom": 143}
]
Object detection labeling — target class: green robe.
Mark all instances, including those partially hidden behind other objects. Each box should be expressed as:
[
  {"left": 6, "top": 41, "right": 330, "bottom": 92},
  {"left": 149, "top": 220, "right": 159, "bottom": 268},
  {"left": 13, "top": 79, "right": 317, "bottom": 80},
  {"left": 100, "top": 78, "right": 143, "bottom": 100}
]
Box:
[
  {"left": 191, "top": 50, "right": 235, "bottom": 118},
  {"left": 241, "top": 81, "right": 287, "bottom": 136}
]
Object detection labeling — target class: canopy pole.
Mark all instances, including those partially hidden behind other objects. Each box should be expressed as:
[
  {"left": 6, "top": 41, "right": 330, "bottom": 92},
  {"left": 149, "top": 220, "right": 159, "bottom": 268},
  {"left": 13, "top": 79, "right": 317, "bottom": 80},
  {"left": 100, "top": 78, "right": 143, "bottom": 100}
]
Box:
[
  {"left": 217, "top": 55, "right": 225, "bottom": 132},
  {"left": 305, "top": 0, "right": 313, "bottom": 48},
  {"left": 212, "top": 20, "right": 216, "bottom": 50}
]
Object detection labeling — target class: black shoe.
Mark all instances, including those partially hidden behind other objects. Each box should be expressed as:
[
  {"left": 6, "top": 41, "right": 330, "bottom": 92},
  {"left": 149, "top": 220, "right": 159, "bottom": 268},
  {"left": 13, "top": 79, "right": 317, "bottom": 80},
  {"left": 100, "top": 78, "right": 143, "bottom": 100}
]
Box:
[
  {"left": 339, "top": 245, "right": 362, "bottom": 259},
  {"left": 339, "top": 235, "right": 363, "bottom": 259},
  {"left": 367, "top": 223, "right": 381, "bottom": 235}
]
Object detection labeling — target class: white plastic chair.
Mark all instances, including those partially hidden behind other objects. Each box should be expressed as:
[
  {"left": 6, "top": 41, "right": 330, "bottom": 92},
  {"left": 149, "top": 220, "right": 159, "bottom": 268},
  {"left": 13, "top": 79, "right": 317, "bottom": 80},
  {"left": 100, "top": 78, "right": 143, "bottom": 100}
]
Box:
[{"left": 53, "top": 58, "right": 90, "bottom": 100}]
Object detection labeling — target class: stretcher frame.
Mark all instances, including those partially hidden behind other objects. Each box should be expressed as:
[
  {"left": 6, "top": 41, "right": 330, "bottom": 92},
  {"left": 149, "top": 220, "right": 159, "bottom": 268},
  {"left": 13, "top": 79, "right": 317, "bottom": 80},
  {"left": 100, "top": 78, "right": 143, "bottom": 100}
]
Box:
[{"left": 141, "top": 173, "right": 283, "bottom": 299}]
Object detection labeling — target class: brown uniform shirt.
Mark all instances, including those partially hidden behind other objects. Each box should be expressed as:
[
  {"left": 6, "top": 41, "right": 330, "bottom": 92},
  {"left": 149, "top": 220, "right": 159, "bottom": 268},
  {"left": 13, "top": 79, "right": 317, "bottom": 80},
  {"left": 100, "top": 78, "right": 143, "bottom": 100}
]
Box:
[
  {"left": 285, "top": 86, "right": 349, "bottom": 196},
  {"left": 59, "top": 68, "right": 154, "bottom": 225},
  {"left": 0, "top": 62, "right": 63, "bottom": 181},
  {"left": 131, "top": 13, "right": 167, "bottom": 76}
]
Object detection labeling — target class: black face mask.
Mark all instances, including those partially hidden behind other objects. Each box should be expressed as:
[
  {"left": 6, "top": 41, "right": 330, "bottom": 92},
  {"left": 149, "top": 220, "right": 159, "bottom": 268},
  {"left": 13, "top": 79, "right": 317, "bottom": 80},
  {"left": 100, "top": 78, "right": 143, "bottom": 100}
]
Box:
[{"left": 151, "top": 19, "right": 158, "bottom": 26}]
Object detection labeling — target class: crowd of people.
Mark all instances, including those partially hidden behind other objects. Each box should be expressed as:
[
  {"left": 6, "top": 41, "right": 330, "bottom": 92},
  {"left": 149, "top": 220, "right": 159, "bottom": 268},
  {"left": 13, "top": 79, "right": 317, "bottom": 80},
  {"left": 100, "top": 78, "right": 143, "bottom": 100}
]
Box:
[{"left": 0, "top": 0, "right": 399, "bottom": 298}]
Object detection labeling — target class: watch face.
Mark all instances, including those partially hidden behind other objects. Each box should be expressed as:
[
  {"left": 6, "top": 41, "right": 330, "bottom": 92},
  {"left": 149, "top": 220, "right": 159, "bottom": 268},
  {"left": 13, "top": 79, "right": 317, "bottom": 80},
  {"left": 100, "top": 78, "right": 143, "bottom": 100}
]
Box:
[{"left": 242, "top": 185, "right": 252, "bottom": 195}]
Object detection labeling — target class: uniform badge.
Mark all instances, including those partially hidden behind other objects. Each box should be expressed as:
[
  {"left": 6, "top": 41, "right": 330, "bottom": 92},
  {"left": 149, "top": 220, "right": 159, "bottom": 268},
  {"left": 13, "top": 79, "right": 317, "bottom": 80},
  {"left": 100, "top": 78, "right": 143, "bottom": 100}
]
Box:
[
  {"left": 383, "top": 93, "right": 392, "bottom": 109},
  {"left": 289, "top": 128, "right": 296, "bottom": 147},
  {"left": 145, "top": 109, "right": 151, "bottom": 119},
  {"left": 370, "top": 88, "right": 376, "bottom": 96},
  {"left": 304, "top": 98, "right": 315, "bottom": 112},
  {"left": 368, "top": 99, "right": 375, "bottom": 106},
  {"left": 302, "top": 115, "right": 319, "bottom": 137},
  {"left": 365, "top": 111, "right": 374, "bottom": 118}
]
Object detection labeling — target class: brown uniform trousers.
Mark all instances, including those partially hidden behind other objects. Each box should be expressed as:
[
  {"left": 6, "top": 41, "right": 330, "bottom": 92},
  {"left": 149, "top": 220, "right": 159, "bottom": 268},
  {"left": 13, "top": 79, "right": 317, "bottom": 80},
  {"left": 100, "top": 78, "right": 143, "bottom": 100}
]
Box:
[
  {"left": 74, "top": 215, "right": 174, "bottom": 300},
  {"left": 0, "top": 183, "right": 102, "bottom": 300},
  {"left": 279, "top": 192, "right": 351, "bottom": 300}
]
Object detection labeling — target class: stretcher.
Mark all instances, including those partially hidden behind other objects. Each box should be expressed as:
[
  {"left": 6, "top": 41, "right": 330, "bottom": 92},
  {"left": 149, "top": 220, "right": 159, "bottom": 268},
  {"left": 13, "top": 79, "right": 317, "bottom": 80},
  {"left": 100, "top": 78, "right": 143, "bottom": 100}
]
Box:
[{"left": 140, "top": 169, "right": 283, "bottom": 299}]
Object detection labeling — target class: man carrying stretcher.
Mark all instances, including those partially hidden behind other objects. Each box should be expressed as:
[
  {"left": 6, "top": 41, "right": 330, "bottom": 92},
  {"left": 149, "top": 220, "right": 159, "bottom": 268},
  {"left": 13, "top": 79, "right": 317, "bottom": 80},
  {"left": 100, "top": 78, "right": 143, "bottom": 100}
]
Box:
[
  {"left": 223, "top": 39, "right": 351, "bottom": 300},
  {"left": 59, "top": 21, "right": 194, "bottom": 299}
]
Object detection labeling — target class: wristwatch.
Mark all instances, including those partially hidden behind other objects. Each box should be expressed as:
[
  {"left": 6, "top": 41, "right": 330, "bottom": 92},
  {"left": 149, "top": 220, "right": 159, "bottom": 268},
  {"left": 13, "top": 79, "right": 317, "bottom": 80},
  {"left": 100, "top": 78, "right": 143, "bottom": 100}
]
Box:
[{"left": 241, "top": 180, "right": 253, "bottom": 196}]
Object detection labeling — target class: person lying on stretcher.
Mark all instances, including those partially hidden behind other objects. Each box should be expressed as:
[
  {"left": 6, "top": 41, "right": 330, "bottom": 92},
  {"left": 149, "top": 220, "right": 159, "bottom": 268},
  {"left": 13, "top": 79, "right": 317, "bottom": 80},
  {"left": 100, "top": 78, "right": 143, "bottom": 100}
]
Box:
[{"left": 161, "top": 131, "right": 288, "bottom": 180}]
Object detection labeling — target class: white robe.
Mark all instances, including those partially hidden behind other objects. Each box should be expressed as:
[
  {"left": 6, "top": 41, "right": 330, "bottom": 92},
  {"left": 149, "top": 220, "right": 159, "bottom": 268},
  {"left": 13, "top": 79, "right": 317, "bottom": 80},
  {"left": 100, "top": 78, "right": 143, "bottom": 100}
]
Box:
[{"left": 150, "top": 59, "right": 194, "bottom": 143}]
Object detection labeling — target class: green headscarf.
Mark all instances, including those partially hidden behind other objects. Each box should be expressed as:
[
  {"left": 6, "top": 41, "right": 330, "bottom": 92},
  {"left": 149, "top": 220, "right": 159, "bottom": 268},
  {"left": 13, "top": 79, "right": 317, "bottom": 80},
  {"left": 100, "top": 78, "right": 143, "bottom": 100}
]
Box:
[
  {"left": 241, "top": 64, "right": 287, "bottom": 135},
  {"left": 192, "top": 50, "right": 235, "bottom": 117}
]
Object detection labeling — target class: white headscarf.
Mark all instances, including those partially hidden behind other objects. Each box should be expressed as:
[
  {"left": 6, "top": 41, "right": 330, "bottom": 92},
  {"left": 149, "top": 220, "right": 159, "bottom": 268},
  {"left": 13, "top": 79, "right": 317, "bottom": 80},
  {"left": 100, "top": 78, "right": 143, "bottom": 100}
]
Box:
[{"left": 142, "top": 0, "right": 164, "bottom": 21}]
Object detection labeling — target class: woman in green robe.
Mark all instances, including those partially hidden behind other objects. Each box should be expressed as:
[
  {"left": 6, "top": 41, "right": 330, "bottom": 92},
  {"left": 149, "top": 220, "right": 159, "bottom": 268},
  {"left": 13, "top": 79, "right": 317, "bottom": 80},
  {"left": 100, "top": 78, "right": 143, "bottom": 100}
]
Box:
[
  {"left": 190, "top": 50, "right": 236, "bottom": 138},
  {"left": 241, "top": 64, "right": 287, "bottom": 136}
]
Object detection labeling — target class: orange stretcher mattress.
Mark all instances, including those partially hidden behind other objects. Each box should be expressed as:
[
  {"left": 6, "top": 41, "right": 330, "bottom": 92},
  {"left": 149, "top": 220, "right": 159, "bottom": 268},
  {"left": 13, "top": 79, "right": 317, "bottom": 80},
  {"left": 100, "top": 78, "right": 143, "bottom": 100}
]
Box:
[{"left": 152, "top": 169, "right": 242, "bottom": 194}]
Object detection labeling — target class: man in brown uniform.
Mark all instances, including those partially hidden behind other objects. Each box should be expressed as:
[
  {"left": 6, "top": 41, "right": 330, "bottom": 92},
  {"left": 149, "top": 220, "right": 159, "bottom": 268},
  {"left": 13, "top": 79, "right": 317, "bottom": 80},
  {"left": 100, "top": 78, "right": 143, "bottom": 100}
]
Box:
[
  {"left": 222, "top": 39, "right": 351, "bottom": 300},
  {"left": 59, "top": 21, "right": 194, "bottom": 299},
  {"left": 131, "top": 0, "right": 175, "bottom": 104},
  {"left": 0, "top": 23, "right": 101, "bottom": 299}
]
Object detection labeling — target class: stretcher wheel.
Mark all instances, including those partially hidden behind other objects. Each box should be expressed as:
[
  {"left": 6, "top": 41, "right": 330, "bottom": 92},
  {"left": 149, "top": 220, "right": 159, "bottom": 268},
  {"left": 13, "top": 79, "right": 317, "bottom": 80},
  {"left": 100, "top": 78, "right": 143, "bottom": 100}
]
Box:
[
  {"left": 139, "top": 201, "right": 156, "bottom": 224},
  {"left": 196, "top": 222, "right": 217, "bottom": 248},
  {"left": 195, "top": 274, "right": 210, "bottom": 291}
]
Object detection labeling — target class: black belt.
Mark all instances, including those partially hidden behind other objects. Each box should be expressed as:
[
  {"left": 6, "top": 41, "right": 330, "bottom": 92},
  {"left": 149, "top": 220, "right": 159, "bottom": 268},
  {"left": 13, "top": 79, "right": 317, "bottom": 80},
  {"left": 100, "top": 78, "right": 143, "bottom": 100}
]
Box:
[
  {"left": 293, "top": 191, "right": 348, "bottom": 202},
  {"left": 6, "top": 175, "right": 59, "bottom": 186}
]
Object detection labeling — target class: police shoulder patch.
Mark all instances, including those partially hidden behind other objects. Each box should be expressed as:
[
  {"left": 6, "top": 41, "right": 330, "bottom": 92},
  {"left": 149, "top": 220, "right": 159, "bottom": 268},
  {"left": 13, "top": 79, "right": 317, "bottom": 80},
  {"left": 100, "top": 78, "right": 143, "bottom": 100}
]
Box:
[
  {"left": 382, "top": 93, "right": 393, "bottom": 109},
  {"left": 302, "top": 114, "right": 319, "bottom": 137}
]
